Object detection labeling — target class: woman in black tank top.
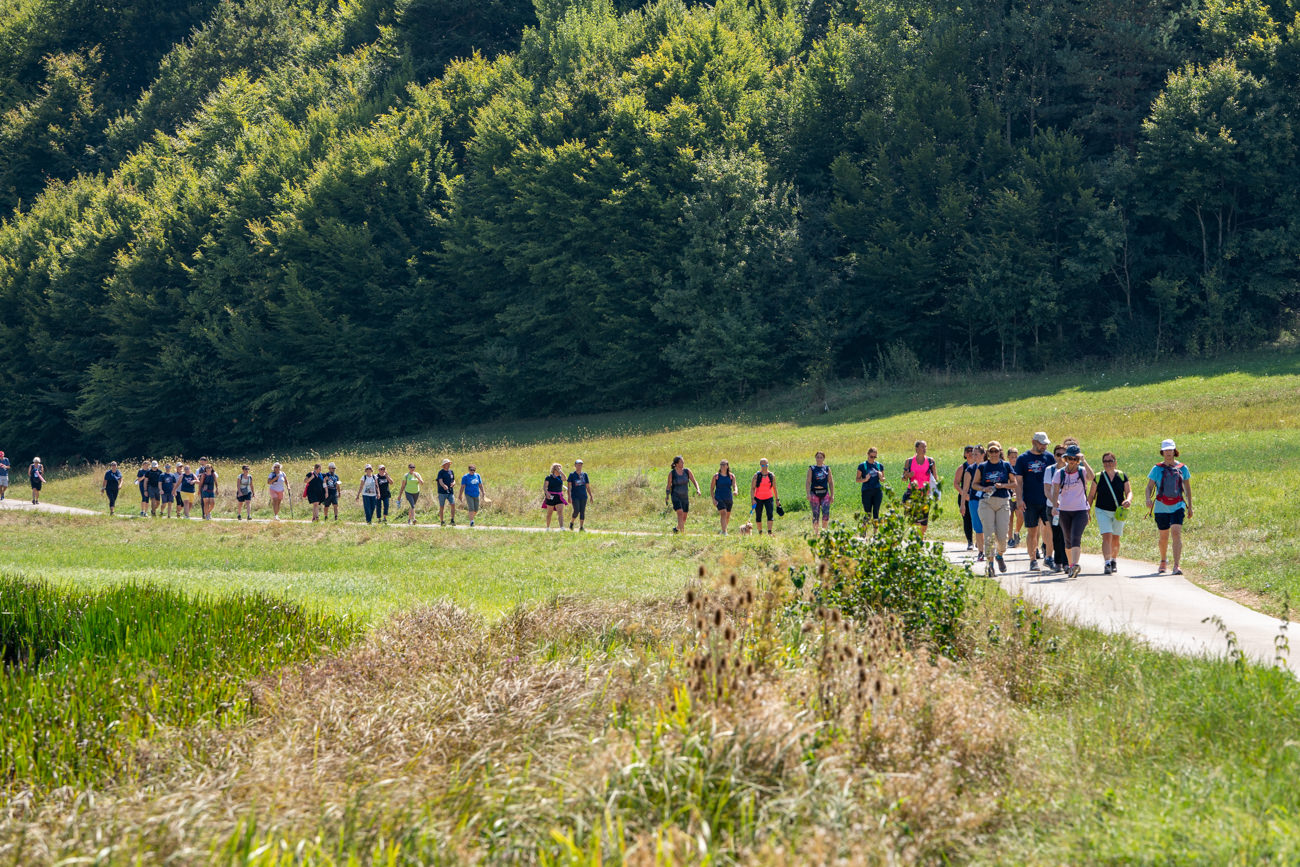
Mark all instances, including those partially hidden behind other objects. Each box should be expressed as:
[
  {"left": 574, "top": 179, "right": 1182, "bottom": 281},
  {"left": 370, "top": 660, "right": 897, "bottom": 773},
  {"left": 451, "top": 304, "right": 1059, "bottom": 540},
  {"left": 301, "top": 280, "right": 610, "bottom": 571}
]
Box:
[{"left": 665, "top": 456, "right": 699, "bottom": 534}]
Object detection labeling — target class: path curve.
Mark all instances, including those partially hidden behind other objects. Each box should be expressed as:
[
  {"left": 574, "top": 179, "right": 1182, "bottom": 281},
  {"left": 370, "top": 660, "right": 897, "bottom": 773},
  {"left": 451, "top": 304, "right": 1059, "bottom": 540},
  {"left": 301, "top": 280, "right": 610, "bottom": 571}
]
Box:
[
  {"left": 4, "top": 499, "right": 1290, "bottom": 671},
  {"left": 943, "top": 542, "right": 1292, "bottom": 673}
]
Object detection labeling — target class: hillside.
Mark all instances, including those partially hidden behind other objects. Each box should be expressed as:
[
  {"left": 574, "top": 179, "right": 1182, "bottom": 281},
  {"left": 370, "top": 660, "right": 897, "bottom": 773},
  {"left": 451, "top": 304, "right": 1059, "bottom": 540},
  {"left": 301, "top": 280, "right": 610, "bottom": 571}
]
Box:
[{"left": 2, "top": 0, "right": 1299, "bottom": 463}]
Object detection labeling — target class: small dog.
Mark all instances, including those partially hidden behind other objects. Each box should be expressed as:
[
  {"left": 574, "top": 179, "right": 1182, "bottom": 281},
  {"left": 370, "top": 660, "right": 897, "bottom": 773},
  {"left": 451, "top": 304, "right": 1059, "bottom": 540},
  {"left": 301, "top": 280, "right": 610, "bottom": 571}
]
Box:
[{"left": 737, "top": 522, "right": 753, "bottom": 536}]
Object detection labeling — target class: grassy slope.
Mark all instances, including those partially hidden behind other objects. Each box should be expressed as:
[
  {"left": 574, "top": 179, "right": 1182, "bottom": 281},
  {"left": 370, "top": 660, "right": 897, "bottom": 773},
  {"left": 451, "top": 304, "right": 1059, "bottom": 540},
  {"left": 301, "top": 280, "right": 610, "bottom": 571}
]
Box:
[{"left": 32, "top": 349, "right": 1300, "bottom": 610}]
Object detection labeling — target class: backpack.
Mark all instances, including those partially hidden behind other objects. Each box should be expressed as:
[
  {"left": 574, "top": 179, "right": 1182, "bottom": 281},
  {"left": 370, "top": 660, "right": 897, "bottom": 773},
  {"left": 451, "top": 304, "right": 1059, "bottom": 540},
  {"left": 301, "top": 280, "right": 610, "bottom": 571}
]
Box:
[{"left": 1155, "top": 463, "right": 1185, "bottom": 505}]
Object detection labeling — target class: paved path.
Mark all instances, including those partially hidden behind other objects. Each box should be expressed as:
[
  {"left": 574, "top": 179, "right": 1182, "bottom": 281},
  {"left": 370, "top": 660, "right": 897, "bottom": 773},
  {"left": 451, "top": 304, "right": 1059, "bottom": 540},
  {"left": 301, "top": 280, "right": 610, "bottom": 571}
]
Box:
[
  {"left": 4, "top": 498, "right": 1290, "bottom": 671},
  {"left": 944, "top": 542, "right": 1292, "bottom": 672}
]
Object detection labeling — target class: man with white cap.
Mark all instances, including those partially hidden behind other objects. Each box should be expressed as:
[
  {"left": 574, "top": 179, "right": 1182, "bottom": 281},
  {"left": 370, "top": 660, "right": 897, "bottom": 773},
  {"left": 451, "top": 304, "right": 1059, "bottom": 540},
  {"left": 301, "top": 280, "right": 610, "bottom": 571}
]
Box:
[
  {"left": 1013, "top": 431, "right": 1055, "bottom": 571},
  {"left": 323, "top": 461, "right": 341, "bottom": 521},
  {"left": 436, "top": 459, "right": 457, "bottom": 526},
  {"left": 1146, "top": 439, "right": 1193, "bottom": 574},
  {"left": 568, "top": 459, "right": 594, "bottom": 531}
]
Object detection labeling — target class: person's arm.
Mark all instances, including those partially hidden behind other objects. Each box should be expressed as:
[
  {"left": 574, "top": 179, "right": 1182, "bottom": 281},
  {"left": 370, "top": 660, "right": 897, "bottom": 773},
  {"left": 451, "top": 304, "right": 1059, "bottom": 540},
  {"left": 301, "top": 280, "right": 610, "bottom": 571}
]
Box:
[
  {"left": 710, "top": 474, "right": 718, "bottom": 503},
  {"left": 856, "top": 464, "right": 866, "bottom": 484},
  {"left": 805, "top": 466, "right": 812, "bottom": 499},
  {"left": 1182, "top": 475, "right": 1193, "bottom": 519},
  {"left": 1087, "top": 478, "right": 1097, "bottom": 508},
  {"left": 827, "top": 468, "right": 834, "bottom": 499},
  {"left": 771, "top": 475, "right": 779, "bottom": 504},
  {"left": 1011, "top": 466, "right": 1025, "bottom": 511},
  {"left": 1121, "top": 476, "right": 1133, "bottom": 508},
  {"left": 689, "top": 469, "right": 700, "bottom": 495},
  {"left": 1145, "top": 477, "right": 1156, "bottom": 511},
  {"left": 665, "top": 472, "right": 672, "bottom": 505},
  {"left": 587, "top": 478, "right": 594, "bottom": 503}
]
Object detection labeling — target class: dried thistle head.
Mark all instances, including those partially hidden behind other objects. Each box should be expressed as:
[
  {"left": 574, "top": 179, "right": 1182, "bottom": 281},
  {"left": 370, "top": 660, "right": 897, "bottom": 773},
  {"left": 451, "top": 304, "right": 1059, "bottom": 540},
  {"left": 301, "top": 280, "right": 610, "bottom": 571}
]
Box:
[
  {"left": 685, "top": 589, "right": 695, "bottom": 606},
  {"left": 729, "top": 573, "right": 738, "bottom": 588},
  {"left": 698, "top": 565, "right": 707, "bottom": 578}
]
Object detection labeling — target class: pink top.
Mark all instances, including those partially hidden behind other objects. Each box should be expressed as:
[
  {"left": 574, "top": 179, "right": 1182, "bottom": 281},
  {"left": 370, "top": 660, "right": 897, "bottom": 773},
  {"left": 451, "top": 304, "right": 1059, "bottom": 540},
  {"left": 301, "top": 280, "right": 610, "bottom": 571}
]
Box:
[
  {"left": 906, "top": 456, "right": 933, "bottom": 488},
  {"left": 1056, "top": 468, "right": 1089, "bottom": 511}
]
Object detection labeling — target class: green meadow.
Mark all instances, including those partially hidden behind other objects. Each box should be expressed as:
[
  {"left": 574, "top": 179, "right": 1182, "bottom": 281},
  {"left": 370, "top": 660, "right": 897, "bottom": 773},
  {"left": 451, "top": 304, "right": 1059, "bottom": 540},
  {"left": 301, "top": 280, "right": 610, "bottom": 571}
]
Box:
[{"left": 2, "top": 350, "right": 1299, "bottom": 864}]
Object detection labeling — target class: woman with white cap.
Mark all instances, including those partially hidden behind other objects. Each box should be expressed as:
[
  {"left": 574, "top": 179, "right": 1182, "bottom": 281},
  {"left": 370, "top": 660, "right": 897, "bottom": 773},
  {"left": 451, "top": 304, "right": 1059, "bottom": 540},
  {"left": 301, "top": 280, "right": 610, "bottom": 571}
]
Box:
[
  {"left": 29, "top": 456, "right": 46, "bottom": 504},
  {"left": 568, "top": 460, "right": 593, "bottom": 530},
  {"left": 1145, "top": 439, "right": 1193, "bottom": 574},
  {"left": 267, "top": 462, "right": 288, "bottom": 519}
]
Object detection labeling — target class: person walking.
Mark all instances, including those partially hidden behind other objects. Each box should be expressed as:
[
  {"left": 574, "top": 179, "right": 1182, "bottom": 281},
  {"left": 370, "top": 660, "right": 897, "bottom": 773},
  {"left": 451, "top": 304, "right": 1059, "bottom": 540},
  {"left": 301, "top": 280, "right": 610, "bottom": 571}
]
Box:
[
  {"left": 177, "top": 464, "right": 198, "bottom": 518},
  {"left": 1013, "top": 432, "right": 1055, "bottom": 572},
  {"left": 0, "top": 450, "right": 10, "bottom": 500},
  {"left": 1145, "top": 439, "right": 1193, "bottom": 575},
  {"left": 1089, "top": 452, "right": 1132, "bottom": 575},
  {"left": 101, "top": 461, "right": 122, "bottom": 515},
  {"left": 971, "top": 441, "right": 1014, "bottom": 575},
  {"left": 855, "top": 448, "right": 884, "bottom": 522},
  {"left": 144, "top": 460, "right": 163, "bottom": 517},
  {"left": 375, "top": 465, "right": 393, "bottom": 523},
  {"left": 198, "top": 460, "right": 219, "bottom": 520},
  {"left": 323, "top": 462, "right": 341, "bottom": 521},
  {"left": 355, "top": 464, "right": 380, "bottom": 524},
  {"left": 135, "top": 460, "right": 149, "bottom": 516},
  {"left": 160, "top": 463, "right": 178, "bottom": 518},
  {"left": 568, "top": 460, "right": 593, "bottom": 531},
  {"left": 304, "top": 463, "right": 326, "bottom": 522},
  {"left": 235, "top": 465, "right": 256, "bottom": 520},
  {"left": 1041, "top": 443, "right": 1070, "bottom": 572},
  {"left": 1005, "top": 446, "right": 1022, "bottom": 547},
  {"left": 711, "top": 459, "right": 736, "bottom": 534},
  {"left": 955, "top": 445, "right": 983, "bottom": 554},
  {"left": 750, "top": 458, "right": 779, "bottom": 535},
  {"left": 542, "top": 463, "right": 566, "bottom": 529},
  {"left": 806, "top": 452, "right": 834, "bottom": 531},
  {"left": 436, "top": 459, "right": 457, "bottom": 526},
  {"left": 666, "top": 456, "right": 700, "bottom": 534},
  {"left": 459, "top": 464, "right": 485, "bottom": 526},
  {"left": 28, "top": 457, "right": 46, "bottom": 504},
  {"left": 1050, "top": 445, "right": 1094, "bottom": 579},
  {"left": 267, "top": 462, "right": 288, "bottom": 520},
  {"left": 401, "top": 463, "right": 423, "bottom": 524},
  {"left": 901, "top": 440, "right": 938, "bottom": 536}
]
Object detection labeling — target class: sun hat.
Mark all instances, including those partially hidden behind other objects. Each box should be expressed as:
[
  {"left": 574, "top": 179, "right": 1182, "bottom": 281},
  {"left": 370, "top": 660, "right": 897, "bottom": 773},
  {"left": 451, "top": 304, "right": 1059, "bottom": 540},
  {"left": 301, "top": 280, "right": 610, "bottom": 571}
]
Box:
[
  {"left": 1064, "top": 445, "right": 1082, "bottom": 459},
  {"left": 441, "top": 459, "right": 451, "bottom": 466},
  {"left": 1160, "top": 439, "right": 1176, "bottom": 451},
  {"left": 1032, "top": 432, "right": 1051, "bottom": 445}
]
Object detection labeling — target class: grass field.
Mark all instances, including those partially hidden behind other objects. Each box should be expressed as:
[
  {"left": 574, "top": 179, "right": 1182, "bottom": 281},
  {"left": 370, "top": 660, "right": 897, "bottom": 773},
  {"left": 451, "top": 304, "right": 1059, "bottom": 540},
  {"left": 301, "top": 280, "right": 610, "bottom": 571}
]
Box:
[
  {"left": 2, "top": 350, "right": 1299, "bottom": 864},
  {"left": 31, "top": 349, "right": 1300, "bottom": 610}
]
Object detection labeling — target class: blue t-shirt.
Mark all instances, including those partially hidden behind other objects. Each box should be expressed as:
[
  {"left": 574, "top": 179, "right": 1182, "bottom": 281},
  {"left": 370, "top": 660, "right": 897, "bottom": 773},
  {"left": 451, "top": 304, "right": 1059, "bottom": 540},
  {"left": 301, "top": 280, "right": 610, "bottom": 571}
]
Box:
[
  {"left": 568, "top": 471, "right": 589, "bottom": 497},
  {"left": 1013, "top": 451, "right": 1054, "bottom": 505},
  {"left": 104, "top": 469, "right": 121, "bottom": 489},
  {"left": 179, "top": 473, "right": 197, "bottom": 493},
  {"left": 1148, "top": 463, "right": 1191, "bottom": 513},
  {"left": 324, "top": 472, "right": 339, "bottom": 491},
  {"left": 461, "top": 473, "right": 482, "bottom": 497},
  {"left": 977, "top": 460, "right": 1013, "bottom": 498},
  {"left": 0, "top": 457, "right": 9, "bottom": 475},
  {"left": 159, "top": 472, "right": 176, "bottom": 490},
  {"left": 858, "top": 461, "right": 884, "bottom": 490}
]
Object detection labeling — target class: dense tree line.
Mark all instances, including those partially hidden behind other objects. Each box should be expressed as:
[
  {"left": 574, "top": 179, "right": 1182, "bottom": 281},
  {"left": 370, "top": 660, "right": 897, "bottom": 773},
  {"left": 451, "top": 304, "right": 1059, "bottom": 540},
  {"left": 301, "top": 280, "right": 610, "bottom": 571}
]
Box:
[{"left": 1, "top": 0, "right": 1297, "bottom": 460}]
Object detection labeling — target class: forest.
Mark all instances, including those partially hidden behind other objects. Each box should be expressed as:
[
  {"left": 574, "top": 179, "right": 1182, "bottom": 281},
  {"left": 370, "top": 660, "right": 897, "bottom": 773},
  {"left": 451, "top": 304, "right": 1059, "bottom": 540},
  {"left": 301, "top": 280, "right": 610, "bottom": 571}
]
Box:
[{"left": 0, "top": 0, "right": 1297, "bottom": 459}]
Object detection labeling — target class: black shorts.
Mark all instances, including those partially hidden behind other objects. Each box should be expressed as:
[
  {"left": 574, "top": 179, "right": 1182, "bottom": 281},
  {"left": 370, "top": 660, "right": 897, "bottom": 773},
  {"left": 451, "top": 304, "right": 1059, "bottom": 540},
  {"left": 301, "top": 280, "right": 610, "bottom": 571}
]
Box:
[
  {"left": 1154, "top": 510, "right": 1185, "bottom": 531},
  {"left": 236, "top": 493, "right": 252, "bottom": 503},
  {"left": 31, "top": 479, "right": 42, "bottom": 491},
  {"left": 754, "top": 498, "right": 774, "bottom": 521},
  {"left": 671, "top": 492, "right": 689, "bottom": 513},
  {"left": 545, "top": 493, "right": 564, "bottom": 508},
  {"left": 716, "top": 498, "right": 733, "bottom": 512},
  {"left": 1022, "top": 502, "right": 1051, "bottom": 528},
  {"left": 140, "top": 486, "right": 149, "bottom": 502},
  {"left": 324, "top": 491, "right": 339, "bottom": 506}
]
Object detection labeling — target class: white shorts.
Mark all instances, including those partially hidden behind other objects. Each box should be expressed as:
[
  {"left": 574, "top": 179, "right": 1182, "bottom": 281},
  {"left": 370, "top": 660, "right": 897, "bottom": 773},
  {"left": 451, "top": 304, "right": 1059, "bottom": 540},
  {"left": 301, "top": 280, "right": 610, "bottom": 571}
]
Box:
[{"left": 1095, "top": 508, "right": 1125, "bottom": 536}]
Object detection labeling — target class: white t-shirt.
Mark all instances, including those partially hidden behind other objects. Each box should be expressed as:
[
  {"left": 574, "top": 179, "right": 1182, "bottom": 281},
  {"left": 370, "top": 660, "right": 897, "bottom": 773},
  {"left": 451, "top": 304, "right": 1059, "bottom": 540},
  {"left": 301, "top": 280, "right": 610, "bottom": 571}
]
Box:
[{"left": 267, "top": 471, "right": 286, "bottom": 493}]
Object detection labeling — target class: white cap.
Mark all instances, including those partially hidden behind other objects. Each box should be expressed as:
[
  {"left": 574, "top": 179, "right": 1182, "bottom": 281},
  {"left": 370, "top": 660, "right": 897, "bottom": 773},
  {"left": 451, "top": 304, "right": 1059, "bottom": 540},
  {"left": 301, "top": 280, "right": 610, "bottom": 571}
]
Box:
[
  {"left": 575, "top": 459, "right": 584, "bottom": 464},
  {"left": 1032, "top": 432, "right": 1051, "bottom": 445},
  {"left": 442, "top": 459, "right": 451, "bottom": 466},
  {"left": 328, "top": 462, "right": 336, "bottom": 468},
  {"left": 150, "top": 460, "right": 159, "bottom": 468},
  {"left": 1160, "top": 439, "right": 1177, "bottom": 451},
  {"left": 364, "top": 464, "right": 373, "bottom": 470}
]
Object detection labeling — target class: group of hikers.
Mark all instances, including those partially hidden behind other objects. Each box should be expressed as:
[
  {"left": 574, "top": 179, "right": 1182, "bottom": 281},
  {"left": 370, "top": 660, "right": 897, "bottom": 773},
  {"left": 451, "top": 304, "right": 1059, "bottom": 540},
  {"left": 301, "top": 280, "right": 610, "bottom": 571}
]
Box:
[{"left": 5, "top": 431, "right": 1194, "bottom": 575}]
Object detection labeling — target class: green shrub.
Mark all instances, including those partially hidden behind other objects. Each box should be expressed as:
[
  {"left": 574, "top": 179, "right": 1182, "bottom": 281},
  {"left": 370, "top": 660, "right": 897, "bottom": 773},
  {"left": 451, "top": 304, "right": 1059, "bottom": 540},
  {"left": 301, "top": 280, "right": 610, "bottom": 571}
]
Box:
[{"left": 792, "top": 503, "right": 970, "bottom": 654}]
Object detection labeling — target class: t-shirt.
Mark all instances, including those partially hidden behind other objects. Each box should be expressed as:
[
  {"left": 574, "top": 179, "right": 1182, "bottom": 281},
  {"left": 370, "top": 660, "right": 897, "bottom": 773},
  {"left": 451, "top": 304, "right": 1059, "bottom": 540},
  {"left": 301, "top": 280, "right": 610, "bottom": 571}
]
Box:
[
  {"left": 137, "top": 469, "right": 148, "bottom": 489},
  {"left": 1148, "top": 463, "right": 1191, "bottom": 513},
  {"left": 0, "top": 457, "right": 10, "bottom": 475},
  {"left": 376, "top": 474, "right": 391, "bottom": 496},
  {"left": 324, "top": 472, "right": 339, "bottom": 492},
  {"left": 857, "top": 461, "right": 884, "bottom": 490},
  {"left": 809, "top": 465, "right": 830, "bottom": 496},
  {"left": 238, "top": 473, "right": 253, "bottom": 494},
  {"left": 568, "top": 471, "right": 589, "bottom": 497},
  {"left": 1055, "top": 467, "right": 1089, "bottom": 511},
  {"left": 436, "top": 469, "right": 455, "bottom": 493},
  {"left": 267, "top": 471, "right": 286, "bottom": 492},
  {"left": 461, "top": 473, "right": 482, "bottom": 497},
  {"left": 1012, "top": 451, "right": 1054, "bottom": 505},
  {"left": 1094, "top": 471, "right": 1129, "bottom": 512},
  {"left": 145, "top": 468, "right": 162, "bottom": 488},
  {"left": 103, "top": 470, "right": 121, "bottom": 490},
  {"left": 545, "top": 474, "right": 564, "bottom": 493},
  {"left": 402, "top": 473, "right": 420, "bottom": 494},
  {"left": 976, "top": 460, "right": 1013, "bottom": 499},
  {"left": 956, "top": 461, "right": 979, "bottom": 499},
  {"left": 179, "top": 473, "right": 197, "bottom": 493},
  {"left": 160, "top": 472, "right": 176, "bottom": 491},
  {"left": 753, "top": 471, "right": 775, "bottom": 500},
  {"left": 201, "top": 469, "right": 217, "bottom": 492},
  {"left": 358, "top": 475, "right": 378, "bottom": 497}
]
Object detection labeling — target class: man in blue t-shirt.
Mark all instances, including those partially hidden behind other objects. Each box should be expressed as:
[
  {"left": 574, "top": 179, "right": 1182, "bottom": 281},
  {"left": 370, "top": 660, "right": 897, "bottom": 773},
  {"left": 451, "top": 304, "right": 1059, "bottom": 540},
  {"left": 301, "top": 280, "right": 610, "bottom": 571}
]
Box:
[
  {"left": 1013, "top": 431, "right": 1055, "bottom": 571},
  {"left": 459, "top": 465, "right": 485, "bottom": 527},
  {"left": 159, "top": 463, "right": 178, "bottom": 518},
  {"left": 436, "top": 459, "right": 457, "bottom": 525},
  {"left": 0, "top": 450, "right": 9, "bottom": 500}
]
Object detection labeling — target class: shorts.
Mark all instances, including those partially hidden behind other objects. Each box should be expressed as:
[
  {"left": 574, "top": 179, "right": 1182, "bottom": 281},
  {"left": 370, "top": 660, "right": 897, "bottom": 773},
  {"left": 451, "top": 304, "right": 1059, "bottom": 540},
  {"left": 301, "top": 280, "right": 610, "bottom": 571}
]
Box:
[
  {"left": 147, "top": 485, "right": 161, "bottom": 500},
  {"left": 324, "top": 491, "right": 339, "bottom": 506},
  {"left": 1154, "top": 509, "right": 1184, "bottom": 531},
  {"left": 181, "top": 491, "right": 195, "bottom": 504},
  {"left": 1095, "top": 508, "right": 1125, "bottom": 536},
  {"left": 0, "top": 474, "right": 8, "bottom": 486},
  {"left": 269, "top": 490, "right": 285, "bottom": 501},
  {"left": 162, "top": 490, "right": 175, "bottom": 504},
  {"left": 464, "top": 495, "right": 480, "bottom": 511},
  {"left": 307, "top": 491, "right": 325, "bottom": 505},
  {"left": 969, "top": 498, "right": 984, "bottom": 533},
  {"left": 754, "top": 498, "right": 774, "bottom": 522},
  {"left": 438, "top": 492, "right": 455, "bottom": 506},
  {"left": 671, "top": 492, "right": 689, "bottom": 513},
  {"left": 1022, "top": 502, "right": 1051, "bottom": 528},
  {"left": 716, "top": 498, "right": 733, "bottom": 512},
  {"left": 902, "top": 490, "right": 930, "bottom": 526},
  {"left": 140, "top": 486, "right": 149, "bottom": 502},
  {"left": 1059, "top": 509, "right": 1089, "bottom": 548},
  {"left": 405, "top": 492, "right": 419, "bottom": 508},
  {"left": 544, "top": 493, "right": 564, "bottom": 508},
  {"left": 236, "top": 492, "right": 252, "bottom": 503},
  {"left": 201, "top": 491, "right": 216, "bottom": 500},
  {"left": 31, "top": 479, "right": 42, "bottom": 491},
  {"left": 808, "top": 494, "right": 831, "bottom": 519}
]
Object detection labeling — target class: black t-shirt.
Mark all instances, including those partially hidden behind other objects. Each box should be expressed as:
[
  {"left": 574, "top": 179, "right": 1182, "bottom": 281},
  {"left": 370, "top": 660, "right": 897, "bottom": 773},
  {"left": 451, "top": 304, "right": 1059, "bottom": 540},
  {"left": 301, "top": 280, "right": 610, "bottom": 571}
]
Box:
[
  {"left": 376, "top": 474, "right": 391, "bottom": 496},
  {"left": 858, "top": 461, "right": 884, "bottom": 490},
  {"left": 545, "top": 474, "right": 564, "bottom": 493},
  {"left": 1094, "top": 471, "right": 1128, "bottom": 512},
  {"left": 306, "top": 473, "right": 325, "bottom": 497},
  {"left": 145, "top": 468, "right": 162, "bottom": 487},
  {"left": 104, "top": 470, "right": 121, "bottom": 491},
  {"left": 436, "top": 469, "right": 455, "bottom": 493},
  {"left": 977, "top": 460, "right": 1013, "bottom": 498}
]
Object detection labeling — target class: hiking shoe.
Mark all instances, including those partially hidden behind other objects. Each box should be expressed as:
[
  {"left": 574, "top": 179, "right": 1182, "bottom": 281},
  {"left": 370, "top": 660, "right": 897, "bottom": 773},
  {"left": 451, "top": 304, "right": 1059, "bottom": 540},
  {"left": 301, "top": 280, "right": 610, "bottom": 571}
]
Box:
[
  {"left": 1029, "top": 559, "right": 1040, "bottom": 572},
  {"left": 966, "top": 543, "right": 975, "bottom": 552},
  {"left": 1043, "top": 557, "right": 1055, "bottom": 570},
  {"left": 1171, "top": 567, "right": 1183, "bottom": 575},
  {"left": 996, "top": 555, "right": 1007, "bottom": 573},
  {"left": 1158, "top": 560, "right": 1167, "bottom": 573},
  {"left": 579, "top": 526, "right": 585, "bottom": 532},
  {"left": 672, "top": 527, "right": 678, "bottom": 534},
  {"left": 976, "top": 553, "right": 985, "bottom": 562},
  {"left": 1068, "top": 564, "right": 1081, "bottom": 579},
  {"left": 569, "top": 520, "right": 575, "bottom": 530},
  {"left": 450, "top": 520, "right": 455, "bottom": 525},
  {"left": 469, "top": 520, "right": 475, "bottom": 527},
  {"left": 1103, "top": 561, "right": 1113, "bottom": 575},
  {"left": 985, "top": 559, "right": 995, "bottom": 577}
]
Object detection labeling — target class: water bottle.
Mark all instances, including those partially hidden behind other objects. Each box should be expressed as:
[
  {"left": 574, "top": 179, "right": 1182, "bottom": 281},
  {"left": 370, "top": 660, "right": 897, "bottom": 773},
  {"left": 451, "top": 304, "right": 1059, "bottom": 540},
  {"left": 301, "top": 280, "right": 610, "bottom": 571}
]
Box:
[{"left": 1051, "top": 508, "right": 1060, "bottom": 527}]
